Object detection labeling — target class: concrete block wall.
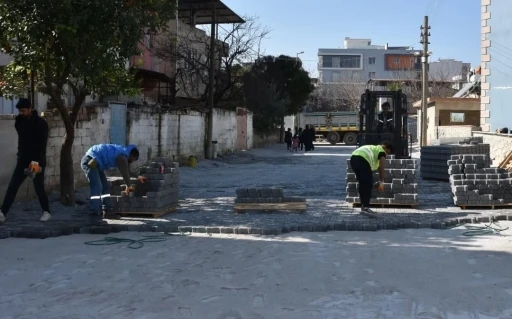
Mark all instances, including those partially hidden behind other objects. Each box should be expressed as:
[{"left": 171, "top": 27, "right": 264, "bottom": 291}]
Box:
[
  {"left": 436, "top": 126, "right": 480, "bottom": 139},
  {"left": 0, "top": 105, "right": 259, "bottom": 196}
]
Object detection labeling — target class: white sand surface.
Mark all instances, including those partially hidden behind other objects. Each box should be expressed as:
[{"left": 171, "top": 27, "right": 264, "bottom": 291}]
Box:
[{"left": 1, "top": 224, "right": 512, "bottom": 319}]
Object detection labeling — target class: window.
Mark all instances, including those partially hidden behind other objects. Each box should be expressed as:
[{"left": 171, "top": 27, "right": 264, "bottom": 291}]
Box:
[
  {"left": 369, "top": 72, "right": 376, "bottom": 79},
  {"left": 369, "top": 57, "right": 376, "bottom": 65},
  {"left": 321, "top": 55, "right": 361, "bottom": 69},
  {"left": 393, "top": 57, "right": 400, "bottom": 64},
  {"left": 450, "top": 112, "right": 465, "bottom": 123}
]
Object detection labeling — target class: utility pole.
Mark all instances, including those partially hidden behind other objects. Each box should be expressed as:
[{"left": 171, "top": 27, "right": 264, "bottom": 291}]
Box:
[
  {"left": 205, "top": 0, "right": 216, "bottom": 159},
  {"left": 420, "top": 15, "right": 430, "bottom": 147}
]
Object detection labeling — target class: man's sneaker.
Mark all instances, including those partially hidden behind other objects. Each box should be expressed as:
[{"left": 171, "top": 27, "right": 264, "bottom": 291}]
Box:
[
  {"left": 0, "top": 211, "right": 5, "bottom": 223},
  {"left": 360, "top": 207, "right": 378, "bottom": 218},
  {"left": 40, "top": 211, "right": 51, "bottom": 222}
]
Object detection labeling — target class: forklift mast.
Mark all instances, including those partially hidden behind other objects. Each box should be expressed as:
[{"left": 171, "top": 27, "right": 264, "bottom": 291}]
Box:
[{"left": 357, "top": 89, "right": 412, "bottom": 159}]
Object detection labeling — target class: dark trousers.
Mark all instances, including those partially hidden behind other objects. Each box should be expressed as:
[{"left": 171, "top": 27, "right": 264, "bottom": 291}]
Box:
[
  {"left": 1, "top": 161, "right": 50, "bottom": 215},
  {"left": 286, "top": 142, "right": 292, "bottom": 150},
  {"left": 350, "top": 155, "right": 373, "bottom": 207}
]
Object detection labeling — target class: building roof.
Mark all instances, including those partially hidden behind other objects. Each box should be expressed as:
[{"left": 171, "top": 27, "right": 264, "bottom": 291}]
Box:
[
  {"left": 178, "top": 0, "right": 245, "bottom": 25},
  {"left": 411, "top": 97, "right": 480, "bottom": 108}
]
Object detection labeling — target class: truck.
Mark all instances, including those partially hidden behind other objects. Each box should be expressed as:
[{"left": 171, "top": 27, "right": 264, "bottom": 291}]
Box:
[{"left": 297, "top": 111, "right": 360, "bottom": 145}]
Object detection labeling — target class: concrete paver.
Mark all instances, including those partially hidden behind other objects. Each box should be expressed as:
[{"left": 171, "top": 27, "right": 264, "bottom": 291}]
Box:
[{"left": 1, "top": 143, "right": 511, "bottom": 239}]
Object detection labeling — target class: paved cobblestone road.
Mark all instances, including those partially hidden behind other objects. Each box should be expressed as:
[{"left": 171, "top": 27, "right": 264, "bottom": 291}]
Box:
[{"left": 1, "top": 143, "right": 512, "bottom": 239}]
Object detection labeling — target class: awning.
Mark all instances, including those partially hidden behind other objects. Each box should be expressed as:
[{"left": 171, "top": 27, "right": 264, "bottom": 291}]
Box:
[{"left": 178, "top": 0, "right": 245, "bottom": 25}]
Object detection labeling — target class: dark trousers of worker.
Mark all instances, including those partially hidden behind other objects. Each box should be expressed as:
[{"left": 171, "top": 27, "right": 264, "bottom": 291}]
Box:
[
  {"left": 1, "top": 161, "right": 50, "bottom": 215},
  {"left": 350, "top": 155, "right": 373, "bottom": 208},
  {"left": 81, "top": 155, "right": 111, "bottom": 214}
]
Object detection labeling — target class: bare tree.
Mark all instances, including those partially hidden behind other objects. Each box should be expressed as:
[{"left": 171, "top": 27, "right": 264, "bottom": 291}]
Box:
[
  {"left": 154, "top": 16, "right": 270, "bottom": 107},
  {"left": 311, "top": 72, "right": 366, "bottom": 112},
  {"left": 388, "top": 69, "right": 457, "bottom": 104}
]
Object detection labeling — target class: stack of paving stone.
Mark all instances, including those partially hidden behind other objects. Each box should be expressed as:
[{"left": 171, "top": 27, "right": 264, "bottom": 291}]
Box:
[
  {"left": 235, "top": 188, "right": 306, "bottom": 203},
  {"left": 345, "top": 155, "right": 419, "bottom": 205},
  {"left": 420, "top": 140, "right": 490, "bottom": 181},
  {"left": 110, "top": 157, "right": 180, "bottom": 213},
  {"left": 448, "top": 154, "right": 512, "bottom": 207}
]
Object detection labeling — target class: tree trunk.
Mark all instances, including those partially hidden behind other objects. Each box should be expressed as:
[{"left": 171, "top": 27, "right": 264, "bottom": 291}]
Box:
[{"left": 60, "top": 121, "right": 76, "bottom": 206}]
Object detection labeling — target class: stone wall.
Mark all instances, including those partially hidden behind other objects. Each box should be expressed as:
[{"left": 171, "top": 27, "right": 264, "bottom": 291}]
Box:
[
  {"left": 472, "top": 132, "right": 512, "bottom": 166},
  {"left": 0, "top": 105, "right": 259, "bottom": 197},
  {"left": 436, "top": 126, "right": 480, "bottom": 139}
]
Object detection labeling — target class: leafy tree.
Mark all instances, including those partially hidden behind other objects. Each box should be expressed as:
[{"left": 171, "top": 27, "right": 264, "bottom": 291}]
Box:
[
  {"left": 0, "top": 0, "right": 176, "bottom": 205},
  {"left": 244, "top": 55, "right": 314, "bottom": 137}
]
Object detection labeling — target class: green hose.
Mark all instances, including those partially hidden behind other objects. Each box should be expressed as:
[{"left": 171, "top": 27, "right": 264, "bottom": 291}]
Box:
[
  {"left": 84, "top": 226, "right": 190, "bottom": 249},
  {"left": 449, "top": 221, "right": 509, "bottom": 236}
]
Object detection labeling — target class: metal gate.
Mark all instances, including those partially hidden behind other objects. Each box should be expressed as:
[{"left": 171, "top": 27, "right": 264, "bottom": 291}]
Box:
[
  {"left": 109, "top": 101, "right": 127, "bottom": 145},
  {"left": 236, "top": 108, "right": 248, "bottom": 150}
]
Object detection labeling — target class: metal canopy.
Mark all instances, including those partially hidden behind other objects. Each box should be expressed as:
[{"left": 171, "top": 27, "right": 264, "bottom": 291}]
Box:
[{"left": 178, "top": 0, "right": 245, "bottom": 25}]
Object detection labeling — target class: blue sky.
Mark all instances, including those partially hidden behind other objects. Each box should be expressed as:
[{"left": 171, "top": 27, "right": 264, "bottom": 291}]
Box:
[{"left": 223, "top": 0, "right": 481, "bottom": 77}]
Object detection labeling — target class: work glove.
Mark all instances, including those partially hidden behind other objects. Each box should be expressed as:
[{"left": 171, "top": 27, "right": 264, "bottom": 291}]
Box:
[
  {"left": 124, "top": 185, "right": 135, "bottom": 195},
  {"left": 87, "top": 158, "right": 98, "bottom": 169},
  {"left": 28, "top": 161, "right": 40, "bottom": 173},
  {"left": 376, "top": 182, "right": 384, "bottom": 192},
  {"left": 137, "top": 176, "right": 147, "bottom": 184}
]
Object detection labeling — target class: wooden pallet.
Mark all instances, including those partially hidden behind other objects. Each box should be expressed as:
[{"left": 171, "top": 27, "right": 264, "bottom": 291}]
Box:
[
  {"left": 457, "top": 204, "right": 512, "bottom": 210},
  {"left": 234, "top": 202, "right": 307, "bottom": 213},
  {"left": 498, "top": 151, "right": 512, "bottom": 171},
  {"left": 352, "top": 203, "right": 418, "bottom": 209},
  {"left": 118, "top": 206, "right": 178, "bottom": 218}
]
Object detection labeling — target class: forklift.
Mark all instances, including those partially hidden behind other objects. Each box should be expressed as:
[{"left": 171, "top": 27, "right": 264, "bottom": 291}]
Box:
[{"left": 357, "top": 89, "right": 412, "bottom": 159}]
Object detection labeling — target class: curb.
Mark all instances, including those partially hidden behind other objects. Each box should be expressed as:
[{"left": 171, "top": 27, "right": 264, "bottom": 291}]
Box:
[{"left": 1, "top": 214, "right": 511, "bottom": 239}]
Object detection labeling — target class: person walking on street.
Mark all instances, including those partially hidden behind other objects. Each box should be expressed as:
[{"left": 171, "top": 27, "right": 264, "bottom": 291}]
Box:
[
  {"left": 0, "top": 98, "right": 51, "bottom": 223},
  {"left": 81, "top": 144, "right": 146, "bottom": 222},
  {"left": 349, "top": 141, "right": 393, "bottom": 218},
  {"left": 298, "top": 127, "right": 304, "bottom": 151},
  {"left": 284, "top": 128, "right": 293, "bottom": 151}
]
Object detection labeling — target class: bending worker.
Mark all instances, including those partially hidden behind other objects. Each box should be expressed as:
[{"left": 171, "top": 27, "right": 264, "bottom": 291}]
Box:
[
  {"left": 81, "top": 144, "right": 146, "bottom": 221},
  {"left": 349, "top": 141, "right": 393, "bottom": 218}
]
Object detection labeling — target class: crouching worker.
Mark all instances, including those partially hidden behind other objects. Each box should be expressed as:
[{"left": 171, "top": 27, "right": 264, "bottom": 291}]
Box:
[
  {"left": 81, "top": 144, "right": 147, "bottom": 222},
  {"left": 0, "top": 98, "right": 51, "bottom": 223},
  {"left": 349, "top": 141, "right": 393, "bottom": 218}
]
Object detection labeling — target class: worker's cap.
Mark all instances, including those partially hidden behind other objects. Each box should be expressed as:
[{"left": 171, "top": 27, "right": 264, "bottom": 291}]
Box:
[{"left": 15, "top": 98, "right": 31, "bottom": 109}]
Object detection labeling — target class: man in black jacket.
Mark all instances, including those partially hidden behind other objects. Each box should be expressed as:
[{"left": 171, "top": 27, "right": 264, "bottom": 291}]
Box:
[{"left": 0, "top": 98, "right": 50, "bottom": 223}]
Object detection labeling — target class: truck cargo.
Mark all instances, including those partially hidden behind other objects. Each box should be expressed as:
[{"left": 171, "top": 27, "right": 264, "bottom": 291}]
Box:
[{"left": 297, "top": 111, "right": 360, "bottom": 145}]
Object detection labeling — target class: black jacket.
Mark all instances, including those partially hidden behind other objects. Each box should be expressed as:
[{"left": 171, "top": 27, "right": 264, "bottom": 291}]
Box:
[{"left": 15, "top": 110, "right": 48, "bottom": 167}]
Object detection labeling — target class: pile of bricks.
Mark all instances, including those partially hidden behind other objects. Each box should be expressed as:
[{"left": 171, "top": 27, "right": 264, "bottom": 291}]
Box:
[
  {"left": 420, "top": 140, "right": 490, "bottom": 181},
  {"left": 448, "top": 154, "right": 512, "bottom": 207},
  {"left": 235, "top": 188, "right": 306, "bottom": 203},
  {"left": 345, "top": 155, "right": 419, "bottom": 206},
  {"left": 109, "top": 157, "right": 180, "bottom": 213}
]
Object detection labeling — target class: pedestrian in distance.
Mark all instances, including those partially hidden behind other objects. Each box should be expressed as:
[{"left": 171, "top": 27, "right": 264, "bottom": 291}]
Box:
[
  {"left": 284, "top": 128, "right": 293, "bottom": 151},
  {"left": 349, "top": 141, "right": 393, "bottom": 218},
  {"left": 0, "top": 98, "right": 51, "bottom": 223},
  {"left": 81, "top": 143, "right": 147, "bottom": 223},
  {"left": 291, "top": 134, "right": 300, "bottom": 152}
]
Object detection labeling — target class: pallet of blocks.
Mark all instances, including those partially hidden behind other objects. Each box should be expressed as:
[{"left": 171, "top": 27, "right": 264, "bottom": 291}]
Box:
[
  {"left": 345, "top": 155, "right": 419, "bottom": 207},
  {"left": 448, "top": 154, "right": 512, "bottom": 209},
  {"left": 110, "top": 157, "right": 180, "bottom": 218},
  {"left": 234, "top": 188, "right": 307, "bottom": 213},
  {"left": 420, "top": 138, "right": 490, "bottom": 181}
]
